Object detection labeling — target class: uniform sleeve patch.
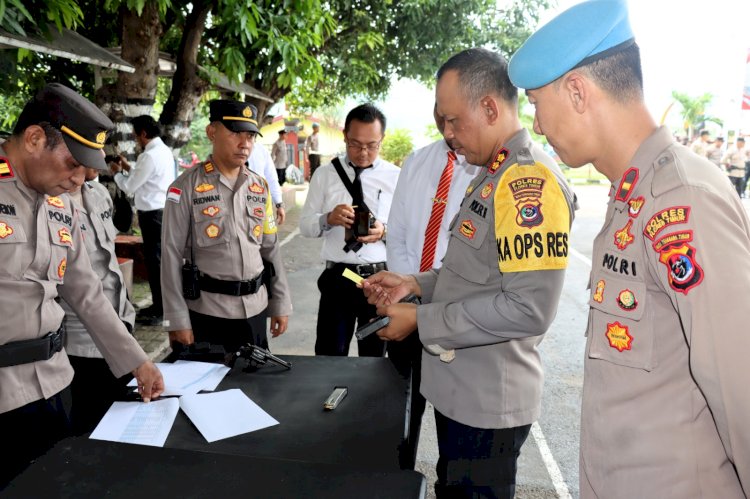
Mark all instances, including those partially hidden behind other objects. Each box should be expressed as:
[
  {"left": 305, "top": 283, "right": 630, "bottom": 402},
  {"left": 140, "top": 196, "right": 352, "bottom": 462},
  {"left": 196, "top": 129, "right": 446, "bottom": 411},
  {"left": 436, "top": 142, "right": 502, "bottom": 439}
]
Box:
[
  {"left": 644, "top": 206, "right": 689, "bottom": 240},
  {"left": 615, "top": 167, "right": 639, "bottom": 202},
  {"left": 202, "top": 206, "right": 220, "bottom": 217},
  {"left": 494, "top": 162, "right": 570, "bottom": 272},
  {"left": 613, "top": 220, "right": 635, "bottom": 250},
  {"left": 195, "top": 183, "right": 215, "bottom": 193},
  {"left": 487, "top": 148, "right": 509, "bottom": 175},
  {"left": 0, "top": 221, "right": 13, "bottom": 238},
  {"left": 167, "top": 187, "right": 182, "bottom": 203},
  {"left": 0, "top": 157, "right": 14, "bottom": 180},
  {"left": 46, "top": 196, "right": 65, "bottom": 208},
  {"left": 627, "top": 196, "right": 645, "bottom": 217},
  {"left": 655, "top": 230, "right": 703, "bottom": 294},
  {"left": 58, "top": 227, "right": 73, "bottom": 246},
  {"left": 263, "top": 193, "right": 277, "bottom": 235}
]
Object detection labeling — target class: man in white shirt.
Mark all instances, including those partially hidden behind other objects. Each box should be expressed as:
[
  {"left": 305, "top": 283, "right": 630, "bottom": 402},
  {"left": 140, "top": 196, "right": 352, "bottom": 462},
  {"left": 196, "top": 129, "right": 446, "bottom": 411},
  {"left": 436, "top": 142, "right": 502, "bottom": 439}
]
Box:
[
  {"left": 110, "top": 115, "right": 175, "bottom": 322},
  {"left": 299, "top": 103, "right": 400, "bottom": 357},
  {"left": 386, "top": 106, "right": 480, "bottom": 468},
  {"left": 248, "top": 140, "right": 286, "bottom": 225},
  {"left": 272, "top": 130, "right": 288, "bottom": 186}
]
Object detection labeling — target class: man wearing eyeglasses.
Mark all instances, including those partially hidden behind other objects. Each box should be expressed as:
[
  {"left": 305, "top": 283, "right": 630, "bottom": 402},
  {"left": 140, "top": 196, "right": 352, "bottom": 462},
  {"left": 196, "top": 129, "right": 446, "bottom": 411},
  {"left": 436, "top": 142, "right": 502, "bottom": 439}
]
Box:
[{"left": 299, "top": 103, "right": 400, "bottom": 357}]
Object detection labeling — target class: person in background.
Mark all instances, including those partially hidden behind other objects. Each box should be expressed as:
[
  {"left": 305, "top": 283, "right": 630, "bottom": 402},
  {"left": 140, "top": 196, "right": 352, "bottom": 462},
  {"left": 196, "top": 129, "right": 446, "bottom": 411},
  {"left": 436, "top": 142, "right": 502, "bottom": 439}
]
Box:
[
  {"left": 305, "top": 122, "right": 321, "bottom": 179},
  {"left": 721, "top": 136, "right": 747, "bottom": 197},
  {"left": 110, "top": 115, "right": 175, "bottom": 324},
  {"left": 299, "top": 103, "right": 399, "bottom": 358},
  {"left": 690, "top": 129, "right": 710, "bottom": 158},
  {"left": 62, "top": 167, "right": 136, "bottom": 435},
  {"left": 248, "top": 139, "right": 286, "bottom": 225},
  {"left": 272, "top": 129, "right": 289, "bottom": 186},
  {"left": 509, "top": 0, "right": 750, "bottom": 496},
  {"left": 161, "top": 100, "right": 292, "bottom": 355},
  {"left": 706, "top": 136, "right": 724, "bottom": 170}
]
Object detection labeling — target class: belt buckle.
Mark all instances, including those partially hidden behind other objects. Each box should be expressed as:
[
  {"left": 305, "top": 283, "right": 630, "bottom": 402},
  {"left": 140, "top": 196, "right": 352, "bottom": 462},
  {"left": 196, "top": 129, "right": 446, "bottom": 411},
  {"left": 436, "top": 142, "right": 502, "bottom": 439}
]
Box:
[
  {"left": 355, "top": 264, "right": 373, "bottom": 277},
  {"left": 48, "top": 330, "right": 63, "bottom": 355}
]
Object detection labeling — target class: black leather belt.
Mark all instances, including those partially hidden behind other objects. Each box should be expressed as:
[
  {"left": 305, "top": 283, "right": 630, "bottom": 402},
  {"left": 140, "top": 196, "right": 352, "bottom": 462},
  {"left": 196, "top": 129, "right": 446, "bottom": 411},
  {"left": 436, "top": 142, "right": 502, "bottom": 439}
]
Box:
[
  {"left": 326, "top": 261, "right": 387, "bottom": 277},
  {"left": 0, "top": 325, "right": 66, "bottom": 368},
  {"left": 199, "top": 272, "right": 264, "bottom": 296}
]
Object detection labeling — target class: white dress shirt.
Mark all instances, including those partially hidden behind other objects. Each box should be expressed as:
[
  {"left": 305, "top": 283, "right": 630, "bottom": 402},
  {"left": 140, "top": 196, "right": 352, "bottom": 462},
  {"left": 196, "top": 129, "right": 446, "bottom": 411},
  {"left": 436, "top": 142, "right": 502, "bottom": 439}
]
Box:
[
  {"left": 114, "top": 136, "right": 176, "bottom": 211},
  {"left": 299, "top": 154, "right": 400, "bottom": 264},
  {"left": 387, "top": 140, "right": 481, "bottom": 274},
  {"left": 248, "top": 144, "right": 283, "bottom": 205}
]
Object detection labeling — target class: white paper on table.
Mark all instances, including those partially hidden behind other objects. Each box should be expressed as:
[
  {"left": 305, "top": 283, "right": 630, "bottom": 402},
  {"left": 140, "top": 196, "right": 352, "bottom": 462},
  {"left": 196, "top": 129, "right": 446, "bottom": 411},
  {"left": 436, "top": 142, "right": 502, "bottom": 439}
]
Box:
[
  {"left": 179, "top": 389, "right": 279, "bottom": 443},
  {"left": 89, "top": 398, "right": 180, "bottom": 447},
  {"left": 127, "top": 360, "right": 230, "bottom": 395}
]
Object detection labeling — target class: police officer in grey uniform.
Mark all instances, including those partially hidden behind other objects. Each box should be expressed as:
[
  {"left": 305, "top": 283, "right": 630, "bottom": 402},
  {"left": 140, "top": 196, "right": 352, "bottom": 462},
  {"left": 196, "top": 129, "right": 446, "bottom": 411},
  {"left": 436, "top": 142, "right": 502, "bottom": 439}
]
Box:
[
  {"left": 61, "top": 168, "right": 136, "bottom": 435},
  {"left": 0, "top": 83, "right": 163, "bottom": 488},
  {"left": 162, "top": 100, "right": 292, "bottom": 355},
  {"left": 364, "top": 49, "right": 576, "bottom": 498},
  {"left": 509, "top": 1, "right": 750, "bottom": 497}
]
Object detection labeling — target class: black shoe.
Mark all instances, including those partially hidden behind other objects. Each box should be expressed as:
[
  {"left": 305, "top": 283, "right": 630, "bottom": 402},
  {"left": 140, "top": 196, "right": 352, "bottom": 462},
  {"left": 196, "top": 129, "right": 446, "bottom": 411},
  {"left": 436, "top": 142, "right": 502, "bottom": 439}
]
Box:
[{"left": 137, "top": 305, "right": 162, "bottom": 318}]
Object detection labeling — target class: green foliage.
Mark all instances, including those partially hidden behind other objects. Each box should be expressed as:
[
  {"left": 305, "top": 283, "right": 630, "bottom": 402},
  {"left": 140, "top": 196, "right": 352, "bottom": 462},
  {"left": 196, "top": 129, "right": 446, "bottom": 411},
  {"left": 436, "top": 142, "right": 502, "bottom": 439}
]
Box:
[
  {"left": 380, "top": 128, "right": 414, "bottom": 167},
  {"left": 425, "top": 123, "right": 442, "bottom": 142},
  {"left": 671, "top": 91, "right": 723, "bottom": 138}
]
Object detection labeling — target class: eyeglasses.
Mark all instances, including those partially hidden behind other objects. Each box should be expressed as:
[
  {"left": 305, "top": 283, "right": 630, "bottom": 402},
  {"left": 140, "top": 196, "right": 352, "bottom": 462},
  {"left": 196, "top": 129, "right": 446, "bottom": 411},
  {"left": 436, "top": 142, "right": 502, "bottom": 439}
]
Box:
[{"left": 345, "top": 139, "right": 381, "bottom": 153}]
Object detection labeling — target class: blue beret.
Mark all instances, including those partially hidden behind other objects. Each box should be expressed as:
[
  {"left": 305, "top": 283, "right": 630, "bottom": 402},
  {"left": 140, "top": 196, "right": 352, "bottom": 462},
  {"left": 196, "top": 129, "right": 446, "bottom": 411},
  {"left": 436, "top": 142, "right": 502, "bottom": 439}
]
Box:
[{"left": 508, "top": 0, "right": 634, "bottom": 89}]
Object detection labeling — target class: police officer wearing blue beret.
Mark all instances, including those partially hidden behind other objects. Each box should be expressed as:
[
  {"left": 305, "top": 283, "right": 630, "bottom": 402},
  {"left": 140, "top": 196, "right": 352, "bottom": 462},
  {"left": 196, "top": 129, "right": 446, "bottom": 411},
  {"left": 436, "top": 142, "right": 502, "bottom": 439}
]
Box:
[
  {"left": 0, "top": 83, "right": 164, "bottom": 487},
  {"left": 509, "top": 1, "right": 750, "bottom": 497}
]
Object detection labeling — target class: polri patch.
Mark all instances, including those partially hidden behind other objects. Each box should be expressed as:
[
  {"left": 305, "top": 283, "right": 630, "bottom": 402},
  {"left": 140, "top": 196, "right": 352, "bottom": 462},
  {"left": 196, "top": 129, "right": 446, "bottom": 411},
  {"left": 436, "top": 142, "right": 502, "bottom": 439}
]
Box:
[
  {"left": 593, "top": 279, "right": 605, "bottom": 303},
  {"left": 47, "top": 196, "right": 65, "bottom": 208},
  {"left": 0, "top": 221, "right": 13, "bottom": 238},
  {"left": 480, "top": 183, "right": 494, "bottom": 199},
  {"left": 206, "top": 224, "right": 220, "bottom": 238},
  {"left": 495, "top": 162, "right": 570, "bottom": 273},
  {"left": 616, "top": 289, "right": 637, "bottom": 311},
  {"left": 644, "top": 206, "right": 689, "bottom": 241},
  {"left": 202, "top": 206, "right": 220, "bottom": 217},
  {"left": 249, "top": 182, "right": 265, "bottom": 194},
  {"left": 657, "top": 232, "right": 703, "bottom": 294},
  {"left": 628, "top": 196, "right": 645, "bottom": 218},
  {"left": 253, "top": 224, "right": 262, "bottom": 238},
  {"left": 195, "top": 183, "right": 215, "bottom": 193},
  {"left": 57, "top": 258, "right": 67, "bottom": 279},
  {"left": 605, "top": 321, "right": 632, "bottom": 352},
  {"left": 58, "top": 227, "right": 73, "bottom": 246},
  {"left": 614, "top": 220, "right": 634, "bottom": 250},
  {"left": 459, "top": 219, "right": 476, "bottom": 239},
  {"left": 253, "top": 206, "right": 264, "bottom": 217},
  {"left": 167, "top": 187, "right": 182, "bottom": 203}
]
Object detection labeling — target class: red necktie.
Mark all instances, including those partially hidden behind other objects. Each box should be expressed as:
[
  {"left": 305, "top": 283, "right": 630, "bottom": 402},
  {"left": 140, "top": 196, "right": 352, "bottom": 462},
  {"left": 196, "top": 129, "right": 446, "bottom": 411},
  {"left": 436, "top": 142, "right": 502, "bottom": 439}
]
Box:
[{"left": 419, "top": 151, "right": 457, "bottom": 272}]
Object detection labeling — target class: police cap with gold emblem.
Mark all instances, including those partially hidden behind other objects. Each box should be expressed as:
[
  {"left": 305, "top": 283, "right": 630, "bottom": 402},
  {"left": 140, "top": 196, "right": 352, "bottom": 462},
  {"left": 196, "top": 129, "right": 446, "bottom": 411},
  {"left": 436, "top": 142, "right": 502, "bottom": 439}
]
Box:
[
  {"left": 209, "top": 100, "right": 262, "bottom": 135},
  {"left": 508, "top": 0, "right": 635, "bottom": 90},
  {"left": 29, "top": 83, "right": 114, "bottom": 171}
]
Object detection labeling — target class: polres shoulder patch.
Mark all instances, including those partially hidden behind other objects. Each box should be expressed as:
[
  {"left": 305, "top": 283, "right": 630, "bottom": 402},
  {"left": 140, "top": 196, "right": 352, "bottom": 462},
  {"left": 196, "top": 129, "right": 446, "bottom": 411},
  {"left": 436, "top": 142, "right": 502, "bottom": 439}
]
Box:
[{"left": 494, "top": 162, "right": 570, "bottom": 272}]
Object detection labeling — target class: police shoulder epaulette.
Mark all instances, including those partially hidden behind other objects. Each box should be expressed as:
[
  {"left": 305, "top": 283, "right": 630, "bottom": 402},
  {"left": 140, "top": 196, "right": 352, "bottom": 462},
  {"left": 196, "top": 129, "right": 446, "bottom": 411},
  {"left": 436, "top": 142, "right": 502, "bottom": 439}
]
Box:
[
  {"left": 515, "top": 147, "right": 536, "bottom": 166},
  {"left": 650, "top": 148, "right": 686, "bottom": 198}
]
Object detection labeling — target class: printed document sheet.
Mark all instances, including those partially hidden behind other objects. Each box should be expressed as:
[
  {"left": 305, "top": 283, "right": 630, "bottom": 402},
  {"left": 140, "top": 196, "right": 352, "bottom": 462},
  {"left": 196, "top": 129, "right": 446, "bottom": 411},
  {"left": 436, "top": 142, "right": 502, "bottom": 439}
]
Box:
[
  {"left": 90, "top": 398, "right": 180, "bottom": 447},
  {"left": 127, "top": 360, "right": 230, "bottom": 395}
]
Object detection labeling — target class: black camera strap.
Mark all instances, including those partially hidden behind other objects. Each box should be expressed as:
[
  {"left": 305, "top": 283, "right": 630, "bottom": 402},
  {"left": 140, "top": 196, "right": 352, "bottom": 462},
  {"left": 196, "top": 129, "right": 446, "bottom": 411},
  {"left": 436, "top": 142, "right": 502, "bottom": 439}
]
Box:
[
  {"left": 331, "top": 157, "right": 369, "bottom": 213},
  {"left": 331, "top": 158, "right": 371, "bottom": 252}
]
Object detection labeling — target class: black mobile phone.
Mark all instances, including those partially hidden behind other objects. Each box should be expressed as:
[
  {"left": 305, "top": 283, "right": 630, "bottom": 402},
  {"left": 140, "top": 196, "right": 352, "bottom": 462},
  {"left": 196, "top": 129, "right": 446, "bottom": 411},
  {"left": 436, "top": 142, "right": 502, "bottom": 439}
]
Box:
[
  {"left": 354, "top": 208, "right": 371, "bottom": 237},
  {"left": 355, "top": 315, "right": 390, "bottom": 340}
]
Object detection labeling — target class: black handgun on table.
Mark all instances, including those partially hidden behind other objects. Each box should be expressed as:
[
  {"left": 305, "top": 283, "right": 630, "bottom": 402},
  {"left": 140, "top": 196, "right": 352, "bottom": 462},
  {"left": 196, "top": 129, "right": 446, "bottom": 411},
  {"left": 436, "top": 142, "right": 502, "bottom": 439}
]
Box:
[{"left": 232, "top": 344, "right": 292, "bottom": 371}]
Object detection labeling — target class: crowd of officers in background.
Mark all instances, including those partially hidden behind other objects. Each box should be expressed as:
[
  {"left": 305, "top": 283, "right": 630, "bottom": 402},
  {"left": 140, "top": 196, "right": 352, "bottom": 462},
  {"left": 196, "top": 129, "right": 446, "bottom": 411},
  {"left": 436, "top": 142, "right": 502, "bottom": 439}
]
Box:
[{"left": 681, "top": 129, "right": 750, "bottom": 197}]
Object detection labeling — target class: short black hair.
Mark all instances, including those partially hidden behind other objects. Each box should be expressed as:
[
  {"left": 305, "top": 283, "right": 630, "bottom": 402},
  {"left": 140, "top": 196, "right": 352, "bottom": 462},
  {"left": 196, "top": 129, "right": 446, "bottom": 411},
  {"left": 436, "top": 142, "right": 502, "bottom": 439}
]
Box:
[
  {"left": 738, "top": 137, "right": 745, "bottom": 142},
  {"left": 578, "top": 43, "right": 643, "bottom": 104},
  {"left": 700, "top": 130, "right": 710, "bottom": 136},
  {"left": 12, "top": 99, "right": 64, "bottom": 149},
  {"left": 436, "top": 48, "right": 517, "bottom": 105},
  {"left": 131, "top": 115, "right": 161, "bottom": 139},
  {"left": 344, "top": 103, "right": 386, "bottom": 134}
]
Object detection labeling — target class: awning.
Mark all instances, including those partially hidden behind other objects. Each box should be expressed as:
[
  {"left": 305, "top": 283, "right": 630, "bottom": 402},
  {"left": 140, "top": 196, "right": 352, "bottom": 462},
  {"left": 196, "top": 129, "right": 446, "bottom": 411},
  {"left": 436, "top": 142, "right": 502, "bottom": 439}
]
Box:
[{"left": 0, "top": 28, "right": 135, "bottom": 73}]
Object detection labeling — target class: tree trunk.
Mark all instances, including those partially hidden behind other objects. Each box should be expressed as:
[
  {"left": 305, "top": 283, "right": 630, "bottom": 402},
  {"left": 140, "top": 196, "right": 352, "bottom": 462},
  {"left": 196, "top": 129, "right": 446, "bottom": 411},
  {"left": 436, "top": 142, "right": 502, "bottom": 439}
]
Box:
[
  {"left": 96, "top": 1, "right": 163, "bottom": 163},
  {"left": 159, "top": 0, "right": 212, "bottom": 152}
]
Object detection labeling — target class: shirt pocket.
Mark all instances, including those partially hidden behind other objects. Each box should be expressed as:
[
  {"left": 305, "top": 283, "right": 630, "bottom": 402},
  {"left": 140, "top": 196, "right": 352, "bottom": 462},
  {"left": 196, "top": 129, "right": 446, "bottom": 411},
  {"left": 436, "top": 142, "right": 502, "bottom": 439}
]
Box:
[
  {"left": 192, "top": 202, "right": 228, "bottom": 248},
  {"left": 47, "top": 221, "right": 72, "bottom": 283},
  {"left": 588, "top": 274, "right": 654, "bottom": 371},
  {"left": 246, "top": 203, "right": 265, "bottom": 243},
  {"left": 0, "top": 217, "right": 28, "bottom": 278},
  {"left": 442, "top": 213, "right": 491, "bottom": 284}
]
